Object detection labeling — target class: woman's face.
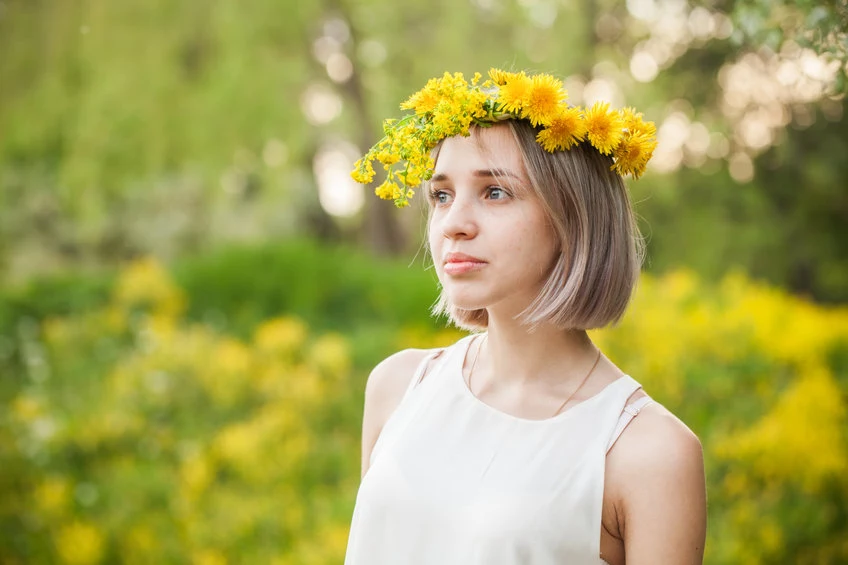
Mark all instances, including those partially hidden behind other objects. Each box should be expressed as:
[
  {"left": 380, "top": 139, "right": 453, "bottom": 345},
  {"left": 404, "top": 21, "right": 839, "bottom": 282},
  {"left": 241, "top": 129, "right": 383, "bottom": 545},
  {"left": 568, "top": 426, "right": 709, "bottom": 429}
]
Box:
[{"left": 428, "top": 124, "right": 560, "bottom": 318}]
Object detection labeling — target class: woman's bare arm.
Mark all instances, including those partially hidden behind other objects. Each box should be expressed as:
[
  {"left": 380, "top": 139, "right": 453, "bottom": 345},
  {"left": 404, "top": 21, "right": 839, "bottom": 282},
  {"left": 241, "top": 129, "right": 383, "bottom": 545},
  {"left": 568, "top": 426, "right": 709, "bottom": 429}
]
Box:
[{"left": 610, "top": 405, "right": 708, "bottom": 564}]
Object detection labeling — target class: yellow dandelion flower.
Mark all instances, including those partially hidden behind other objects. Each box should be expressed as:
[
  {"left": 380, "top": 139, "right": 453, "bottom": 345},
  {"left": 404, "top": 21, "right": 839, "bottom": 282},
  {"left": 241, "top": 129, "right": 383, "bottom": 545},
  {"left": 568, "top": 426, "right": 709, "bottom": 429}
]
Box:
[
  {"left": 472, "top": 72, "right": 482, "bottom": 85},
  {"left": 401, "top": 78, "right": 441, "bottom": 115},
  {"left": 619, "top": 107, "right": 639, "bottom": 126},
  {"left": 584, "top": 101, "right": 625, "bottom": 155},
  {"left": 497, "top": 72, "right": 532, "bottom": 114},
  {"left": 536, "top": 107, "right": 587, "bottom": 152},
  {"left": 613, "top": 132, "right": 657, "bottom": 178},
  {"left": 404, "top": 90, "right": 440, "bottom": 115},
  {"left": 521, "top": 74, "right": 567, "bottom": 127},
  {"left": 619, "top": 107, "right": 657, "bottom": 137},
  {"left": 488, "top": 68, "right": 517, "bottom": 86}
]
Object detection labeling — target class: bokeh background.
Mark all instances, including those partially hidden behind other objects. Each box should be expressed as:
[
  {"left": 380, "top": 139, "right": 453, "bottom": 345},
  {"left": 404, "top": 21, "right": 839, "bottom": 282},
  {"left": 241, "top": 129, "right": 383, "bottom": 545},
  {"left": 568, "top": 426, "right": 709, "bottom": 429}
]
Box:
[{"left": 1, "top": 0, "right": 847, "bottom": 563}]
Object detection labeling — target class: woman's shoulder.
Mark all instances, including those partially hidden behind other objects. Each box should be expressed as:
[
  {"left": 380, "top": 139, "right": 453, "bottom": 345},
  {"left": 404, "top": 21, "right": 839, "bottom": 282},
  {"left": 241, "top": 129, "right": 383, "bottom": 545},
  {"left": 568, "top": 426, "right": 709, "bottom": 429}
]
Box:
[
  {"left": 362, "top": 344, "right": 452, "bottom": 430},
  {"left": 608, "top": 398, "right": 702, "bottom": 483},
  {"left": 365, "top": 335, "right": 471, "bottom": 404},
  {"left": 604, "top": 399, "right": 706, "bottom": 555},
  {"left": 364, "top": 347, "right": 442, "bottom": 406}
]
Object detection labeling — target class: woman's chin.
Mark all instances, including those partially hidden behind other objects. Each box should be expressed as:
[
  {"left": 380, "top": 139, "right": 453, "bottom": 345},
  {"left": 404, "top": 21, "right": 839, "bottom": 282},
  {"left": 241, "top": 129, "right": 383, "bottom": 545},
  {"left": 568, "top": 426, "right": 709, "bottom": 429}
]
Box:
[{"left": 443, "top": 292, "right": 489, "bottom": 313}]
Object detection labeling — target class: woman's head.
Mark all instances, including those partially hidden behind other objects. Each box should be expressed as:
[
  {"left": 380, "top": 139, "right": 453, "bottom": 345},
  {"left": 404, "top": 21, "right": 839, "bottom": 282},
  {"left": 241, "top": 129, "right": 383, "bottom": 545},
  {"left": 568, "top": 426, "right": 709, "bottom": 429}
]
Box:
[
  {"left": 349, "top": 69, "right": 654, "bottom": 331},
  {"left": 428, "top": 120, "right": 644, "bottom": 332}
]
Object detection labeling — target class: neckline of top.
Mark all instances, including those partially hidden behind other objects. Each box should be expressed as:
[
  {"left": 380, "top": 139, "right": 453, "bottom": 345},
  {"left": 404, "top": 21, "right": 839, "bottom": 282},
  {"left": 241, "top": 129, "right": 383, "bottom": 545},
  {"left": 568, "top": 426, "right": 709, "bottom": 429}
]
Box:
[{"left": 451, "top": 333, "right": 637, "bottom": 425}]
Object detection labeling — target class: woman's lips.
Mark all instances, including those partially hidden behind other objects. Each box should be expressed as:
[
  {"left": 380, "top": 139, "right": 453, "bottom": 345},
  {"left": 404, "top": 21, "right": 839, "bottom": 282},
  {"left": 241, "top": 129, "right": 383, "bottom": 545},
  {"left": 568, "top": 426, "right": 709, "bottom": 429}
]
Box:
[{"left": 443, "top": 260, "right": 487, "bottom": 275}]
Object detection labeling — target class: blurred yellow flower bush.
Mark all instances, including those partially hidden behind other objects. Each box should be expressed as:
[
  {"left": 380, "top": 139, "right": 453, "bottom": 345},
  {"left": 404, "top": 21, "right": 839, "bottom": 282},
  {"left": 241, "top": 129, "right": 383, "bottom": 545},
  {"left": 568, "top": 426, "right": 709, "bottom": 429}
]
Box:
[
  {"left": 6, "top": 258, "right": 358, "bottom": 564},
  {"left": 594, "top": 269, "right": 848, "bottom": 564},
  {"left": 2, "top": 258, "right": 846, "bottom": 564},
  {"left": 55, "top": 521, "right": 104, "bottom": 565}
]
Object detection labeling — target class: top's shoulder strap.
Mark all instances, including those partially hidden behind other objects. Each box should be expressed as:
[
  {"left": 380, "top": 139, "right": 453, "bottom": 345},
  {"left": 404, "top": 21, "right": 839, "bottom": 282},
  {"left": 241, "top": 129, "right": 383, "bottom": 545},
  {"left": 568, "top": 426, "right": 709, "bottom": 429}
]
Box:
[
  {"left": 606, "top": 396, "right": 654, "bottom": 453},
  {"left": 400, "top": 347, "right": 446, "bottom": 399}
]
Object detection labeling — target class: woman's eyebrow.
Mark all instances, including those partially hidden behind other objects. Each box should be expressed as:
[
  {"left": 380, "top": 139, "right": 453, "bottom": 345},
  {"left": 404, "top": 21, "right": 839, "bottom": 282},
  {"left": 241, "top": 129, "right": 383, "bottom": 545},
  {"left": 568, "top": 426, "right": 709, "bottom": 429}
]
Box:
[
  {"left": 473, "top": 168, "right": 522, "bottom": 180},
  {"left": 430, "top": 168, "right": 524, "bottom": 182}
]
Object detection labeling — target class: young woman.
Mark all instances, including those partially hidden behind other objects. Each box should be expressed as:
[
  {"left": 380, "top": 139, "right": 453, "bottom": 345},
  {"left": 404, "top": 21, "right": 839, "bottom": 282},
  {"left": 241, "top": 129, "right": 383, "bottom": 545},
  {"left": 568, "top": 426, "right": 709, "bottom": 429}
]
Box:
[{"left": 346, "top": 70, "right": 707, "bottom": 565}]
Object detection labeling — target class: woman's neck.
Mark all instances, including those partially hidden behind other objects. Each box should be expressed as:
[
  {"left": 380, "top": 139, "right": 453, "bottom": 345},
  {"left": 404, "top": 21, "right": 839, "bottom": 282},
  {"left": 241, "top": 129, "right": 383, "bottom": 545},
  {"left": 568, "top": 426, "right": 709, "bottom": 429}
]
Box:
[{"left": 477, "top": 313, "right": 598, "bottom": 390}]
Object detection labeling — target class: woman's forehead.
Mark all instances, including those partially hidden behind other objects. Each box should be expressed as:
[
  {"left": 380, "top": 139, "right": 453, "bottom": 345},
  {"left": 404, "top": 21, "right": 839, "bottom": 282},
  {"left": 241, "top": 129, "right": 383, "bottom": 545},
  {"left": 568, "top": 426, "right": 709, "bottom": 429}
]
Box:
[{"left": 433, "top": 124, "right": 526, "bottom": 177}]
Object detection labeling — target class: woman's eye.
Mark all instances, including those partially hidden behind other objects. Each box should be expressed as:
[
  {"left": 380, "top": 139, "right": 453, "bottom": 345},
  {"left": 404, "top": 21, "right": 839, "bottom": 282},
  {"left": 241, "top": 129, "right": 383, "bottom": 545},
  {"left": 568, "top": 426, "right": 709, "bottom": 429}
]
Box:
[
  {"left": 487, "top": 186, "right": 508, "bottom": 200},
  {"left": 430, "top": 189, "right": 451, "bottom": 204}
]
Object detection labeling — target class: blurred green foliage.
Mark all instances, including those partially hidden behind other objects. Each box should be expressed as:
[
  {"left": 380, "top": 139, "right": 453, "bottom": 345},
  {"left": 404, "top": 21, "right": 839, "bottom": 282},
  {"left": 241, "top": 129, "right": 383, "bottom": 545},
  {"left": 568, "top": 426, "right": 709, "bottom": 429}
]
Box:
[
  {"left": 1, "top": 240, "right": 846, "bottom": 563},
  {"left": 633, "top": 104, "right": 848, "bottom": 302},
  {"left": 0, "top": 238, "right": 443, "bottom": 403},
  {"left": 1, "top": 0, "right": 846, "bottom": 299},
  {"left": 730, "top": 0, "right": 848, "bottom": 89},
  {"left": 173, "top": 239, "right": 441, "bottom": 335}
]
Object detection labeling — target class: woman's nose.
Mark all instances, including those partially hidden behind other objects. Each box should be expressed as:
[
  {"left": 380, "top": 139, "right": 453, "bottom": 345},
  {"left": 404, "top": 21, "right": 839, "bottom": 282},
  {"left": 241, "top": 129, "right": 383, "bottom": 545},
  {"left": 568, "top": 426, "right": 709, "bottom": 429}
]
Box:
[{"left": 440, "top": 195, "right": 479, "bottom": 240}]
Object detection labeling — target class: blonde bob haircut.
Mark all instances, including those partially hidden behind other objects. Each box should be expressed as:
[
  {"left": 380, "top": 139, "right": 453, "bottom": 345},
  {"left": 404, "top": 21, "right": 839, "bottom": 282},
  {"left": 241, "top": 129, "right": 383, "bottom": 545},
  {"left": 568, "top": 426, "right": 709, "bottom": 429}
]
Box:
[{"left": 429, "top": 120, "right": 645, "bottom": 332}]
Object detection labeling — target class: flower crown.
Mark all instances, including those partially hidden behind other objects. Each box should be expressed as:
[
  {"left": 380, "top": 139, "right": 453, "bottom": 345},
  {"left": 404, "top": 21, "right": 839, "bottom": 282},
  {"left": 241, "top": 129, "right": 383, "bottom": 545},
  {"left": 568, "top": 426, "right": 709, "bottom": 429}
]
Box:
[{"left": 351, "top": 69, "right": 658, "bottom": 208}]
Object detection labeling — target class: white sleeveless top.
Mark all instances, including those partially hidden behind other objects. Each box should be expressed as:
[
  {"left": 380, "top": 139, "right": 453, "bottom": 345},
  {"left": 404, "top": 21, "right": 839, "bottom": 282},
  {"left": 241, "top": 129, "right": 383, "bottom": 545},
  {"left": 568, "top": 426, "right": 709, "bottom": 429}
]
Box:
[{"left": 345, "top": 334, "right": 652, "bottom": 565}]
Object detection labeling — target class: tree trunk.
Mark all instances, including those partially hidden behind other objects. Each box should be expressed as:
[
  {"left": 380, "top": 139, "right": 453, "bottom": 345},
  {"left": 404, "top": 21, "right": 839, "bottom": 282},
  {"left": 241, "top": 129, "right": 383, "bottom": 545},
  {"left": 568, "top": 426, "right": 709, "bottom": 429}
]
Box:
[{"left": 326, "top": 0, "right": 406, "bottom": 256}]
